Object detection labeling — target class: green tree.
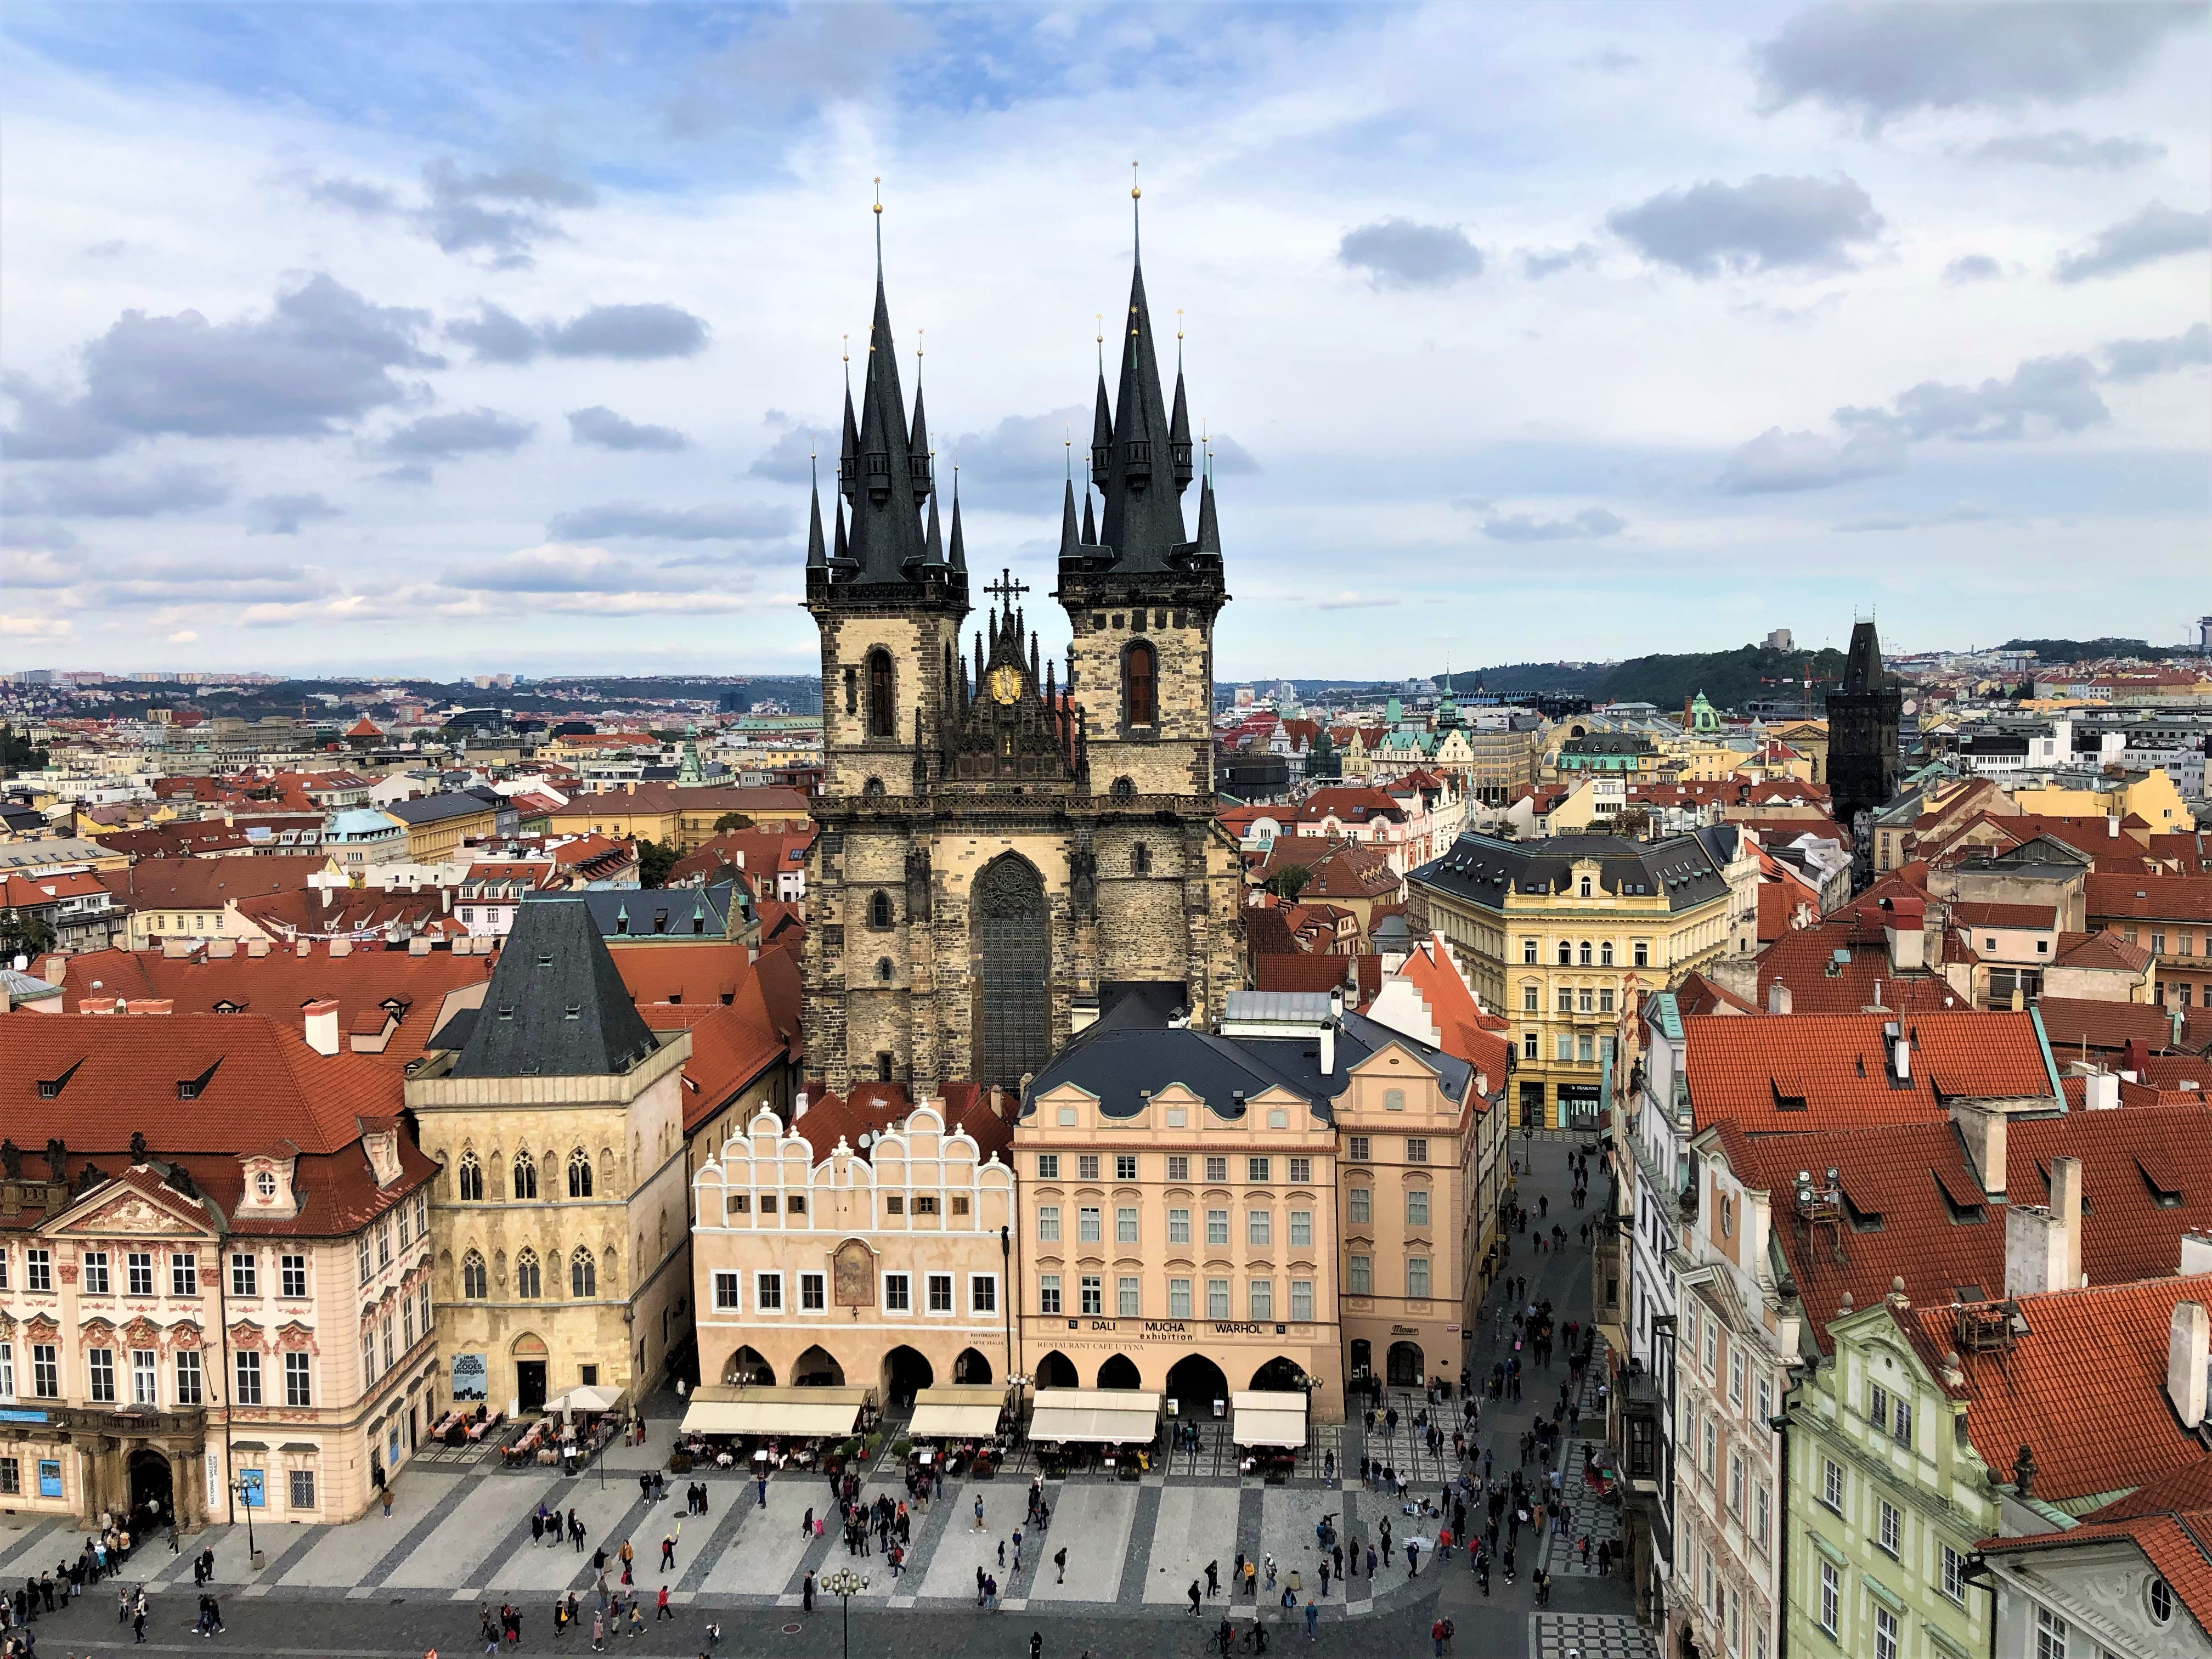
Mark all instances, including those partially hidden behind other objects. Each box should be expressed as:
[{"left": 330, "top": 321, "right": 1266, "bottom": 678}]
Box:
[
  {"left": 711, "top": 811, "right": 755, "bottom": 834},
  {"left": 636, "top": 838, "right": 681, "bottom": 888},
  {"left": 0, "top": 907, "right": 57, "bottom": 959},
  {"left": 1266, "top": 864, "right": 1314, "bottom": 903}
]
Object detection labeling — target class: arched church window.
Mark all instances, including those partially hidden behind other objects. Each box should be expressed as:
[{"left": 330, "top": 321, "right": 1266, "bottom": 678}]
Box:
[
  {"left": 870, "top": 890, "right": 893, "bottom": 929},
  {"left": 461, "top": 1250, "right": 487, "bottom": 1299},
  {"left": 456, "top": 1152, "right": 483, "bottom": 1201},
  {"left": 1111, "top": 776, "right": 1137, "bottom": 803},
  {"left": 512, "top": 1149, "right": 538, "bottom": 1200},
  {"left": 876, "top": 957, "right": 894, "bottom": 983},
  {"left": 571, "top": 1248, "right": 596, "bottom": 1298},
  {"left": 1132, "top": 843, "right": 1152, "bottom": 876},
  {"left": 515, "top": 1249, "right": 541, "bottom": 1299},
  {"left": 1124, "top": 641, "right": 1157, "bottom": 729},
  {"left": 567, "top": 1149, "right": 593, "bottom": 1199},
  {"left": 867, "top": 650, "right": 895, "bottom": 738},
  {"left": 863, "top": 777, "right": 887, "bottom": 799}
]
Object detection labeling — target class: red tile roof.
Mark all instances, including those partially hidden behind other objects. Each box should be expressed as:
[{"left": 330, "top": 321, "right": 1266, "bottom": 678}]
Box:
[
  {"left": 34, "top": 946, "right": 491, "bottom": 1069},
  {"left": 2037, "top": 995, "right": 2195, "bottom": 1058},
  {"left": 2087, "top": 874, "right": 2212, "bottom": 924},
  {"left": 100, "top": 856, "right": 330, "bottom": 915},
  {"left": 0, "top": 1013, "right": 405, "bottom": 1155},
  {"left": 2150, "top": 832, "right": 2212, "bottom": 877},
  {"left": 2008, "top": 1104, "right": 2212, "bottom": 1285},
  {"left": 2050, "top": 929, "right": 2153, "bottom": 972},
  {"left": 1255, "top": 953, "right": 1361, "bottom": 994},
  {"left": 1982, "top": 1504, "right": 2212, "bottom": 1640},
  {"left": 1687, "top": 1010, "right": 2052, "bottom": 1135},
  {"left": 1915, "top": 1273, "right": 2212, "bottom": 1504},
  {"left": 610, "top": 943, "right": 752, "bottom": 1008},
  {"left": 1717, "top": 1119, "right": 2002, "bottom": 1355}
]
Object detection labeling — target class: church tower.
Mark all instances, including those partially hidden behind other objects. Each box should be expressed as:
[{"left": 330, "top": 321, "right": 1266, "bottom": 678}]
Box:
[
  {"left": 802, "top": 209, "right": 1244, "bottom": 1096},
  {"left": 1826, "top": 618, "right": 1903, "bottom": 847}
]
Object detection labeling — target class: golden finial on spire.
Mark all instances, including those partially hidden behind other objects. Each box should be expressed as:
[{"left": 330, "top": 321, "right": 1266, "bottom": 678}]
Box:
[
  {"left": 873, "top": 176, "right": 882, "bottom": 214},
  {"left": 1130, "top": 160, "right": 1141, "bottom": 201},
  {"left": 842, "top": 333, "right": 849, "bottom": 363}
]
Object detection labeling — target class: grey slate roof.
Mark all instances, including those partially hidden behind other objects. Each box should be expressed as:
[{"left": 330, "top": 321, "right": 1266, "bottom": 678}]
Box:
[
  {"left": 452, "top": 894, "right": 659, "bottom": 1079},
  {"left": 1410, "top": 831, "right": 1731, "bottom": 911},
  {"left": 1024, "top": 1007, "right": 1469, "bottom": 1125},
  {"left": 385, "top": 792, "right": 495, "bottom": 826},
  {"left": 580, "top": 881, "right": 744, "bottom": 940}
]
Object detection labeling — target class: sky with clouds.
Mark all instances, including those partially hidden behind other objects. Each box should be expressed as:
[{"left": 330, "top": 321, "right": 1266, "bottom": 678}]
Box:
[{"left": 3, "top": 1, "right": 2207, "bottom": 681}]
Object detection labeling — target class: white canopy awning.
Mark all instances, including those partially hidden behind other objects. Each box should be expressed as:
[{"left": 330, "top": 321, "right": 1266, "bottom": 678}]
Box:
[
  {"left": 1230, "top": 1390, "right": 1307, "bottom": 1449},
  {"left": 1026, "top": 1388, "right": 1161, "bottom": 1445},
  {"left": 681, "top": 1385, "right": 872, "bottom": 1438},
  {"left": 907, "top": 1385, "right": 1006, "bottom": 1439},
  {"left": 545, "top": 1384, "right": 625, "bottom": 1415}
]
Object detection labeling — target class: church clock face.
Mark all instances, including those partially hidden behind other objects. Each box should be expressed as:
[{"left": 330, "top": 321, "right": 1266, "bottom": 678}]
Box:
[{"left": 987, "top": 664, "right": 1024, "bottom": 705}]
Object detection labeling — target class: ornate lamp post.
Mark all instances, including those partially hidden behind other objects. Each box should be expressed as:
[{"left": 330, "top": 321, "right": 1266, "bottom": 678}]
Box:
[
  {"left": 230, "top": 1470, "right": 261, "bottom": 1566},
  {"left": 819, "top": 1566, "right": 867, "bottom": 1659}
]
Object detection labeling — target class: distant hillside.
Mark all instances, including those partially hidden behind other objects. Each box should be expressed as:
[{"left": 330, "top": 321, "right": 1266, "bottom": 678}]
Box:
[
  {"left": 1444, "top": 644, "right": 1848, "bottom": 713},
  {"left": 2000, "top": 637, "right": 2188, "bottom": 664}
]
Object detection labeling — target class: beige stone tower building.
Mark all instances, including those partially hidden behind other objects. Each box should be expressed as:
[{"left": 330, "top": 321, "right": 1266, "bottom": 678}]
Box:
[{"left": 802, "top": 224, "right": 1243, "bottom": 1093}]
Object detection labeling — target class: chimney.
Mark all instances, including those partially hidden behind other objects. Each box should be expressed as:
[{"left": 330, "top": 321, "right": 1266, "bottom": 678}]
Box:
[
  {"left": 245, "top": 938, "right": 270, "bottom": 957},
  {"left": 1892, "top": 1029, "right": 1911, "bottom": 1082},
  {"left": 2167, "top": 1301, "right": 2209, "bottom": 1431},
  {"left": 792, "top": 1090, "right": 809, "bottom": 1120},
  {"left": 124, "top": 999, "right": 174, "bottom": 1015},
  {"left": 1951, "top": 1101, "right": 2007, "bottom": 1200},
  {"left": 2083, "top": 1073, "right": 2119, "bottom": 1111},
  {"left": 329, "top": 938, "right": 352, "bottom": 958},
  {"left": 1767, "top": 980, "right": 1792, "bottom": 1014},
  {"left": 2107, "top": 813, "right": 2120, "bottom": 839},
  {"left": 303, "top": 998, "right": 340, "bottom": 1057},
  {"left": 2049, "top": 1155, "right": 2083, "bottom": 1289},
  {"left": 1319, "top": 1016, "right": 1336, "bottom": 1077}
]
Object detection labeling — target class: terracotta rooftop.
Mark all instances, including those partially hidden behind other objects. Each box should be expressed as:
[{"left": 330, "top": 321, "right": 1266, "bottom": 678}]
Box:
[
  {"left": 1914, "top": 1273, "right": 2212, "bottom": 1506},
  {"left": 2008, "top": 1103, "right": 2212, "bottom": 1285},
  {"left": 1686, "top": 1010, "right": 2050, "bottom": 1135},
  {"left": 2087, "top": 874, "right": 2212, "bottom": 924},
  {"left": 2038, "top": 995, "right": 2204, "bottom": 1058},
  {"left": 1255, "top": 953, "right": 1362, "bottom": 994},
  {"left": 1951, "top": 901, "right": 2058, "bottom": 930},
  {"left": 1717, "top": 1119, "right": 2002, "bottom": 1356},
  {"left": 2050, "top": 929, "right": 2153, "bottom": 973}
]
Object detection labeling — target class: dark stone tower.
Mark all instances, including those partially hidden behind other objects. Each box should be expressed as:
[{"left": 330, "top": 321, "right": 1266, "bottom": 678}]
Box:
[
  {"left": 800, "top": 210, "right": 1243, "bottom": 1096},
  {"left": 1826, "top": 619, "right": 1902, "bottom": 840}
]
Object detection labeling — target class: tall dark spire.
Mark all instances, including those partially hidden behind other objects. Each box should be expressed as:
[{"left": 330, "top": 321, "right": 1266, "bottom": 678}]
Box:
[
  {"left": 1080, "top": 488, "right": 1096, "bottom": 546},
  {"left": 1169, "top": 362, "right": 1194, "bottom": 489},
  {"left": 921, "top": 488, "right": 944, "bottom": 570},
  {"left": 805, "top": 456, "right": 827, "bottom": 571},
  {"left": 1093, "top": 251, "right": 1190, "bottom": 571},
  {"left": 831, "top": 495, "right": 854, "bottom": 571},
  {"left": 1058, "top": 475, "right": 1082, "bottom": 560},
  {"left": 908, "top": 341, "right": 932, "bottom": 507},
  {"left": 1843, "top": 619, "right": 1884, "bottom": 693},
  {"left": 948, "top": 475, "right": 967, "bottom": 571},
  {"left": 1195, "top": 469, "right": 1220, "bottom": 556}
]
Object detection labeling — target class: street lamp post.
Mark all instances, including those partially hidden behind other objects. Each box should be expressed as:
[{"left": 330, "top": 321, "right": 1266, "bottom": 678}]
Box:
[
  {"left": 230, "top": 1471, "right": 259, "bottom": 1566},
  {"left": 819, "top": 1566, "right": 867, "bottom": 1659}
]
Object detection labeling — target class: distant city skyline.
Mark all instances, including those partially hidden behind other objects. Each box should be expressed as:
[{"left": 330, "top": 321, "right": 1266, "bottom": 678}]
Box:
[{"left": 3, "top": 3, "right": 2207, "bottom": 677}]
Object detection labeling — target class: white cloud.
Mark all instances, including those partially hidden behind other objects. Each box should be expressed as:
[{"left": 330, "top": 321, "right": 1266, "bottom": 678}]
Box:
[
  {"left": 167, "top": 628, "right": 198, "bottom": 642},
  {"left": 0, "top": 615, "right": 74, "bottom": 639}
]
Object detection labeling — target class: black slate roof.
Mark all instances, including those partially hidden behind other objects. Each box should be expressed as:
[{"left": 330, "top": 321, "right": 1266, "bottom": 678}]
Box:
[
  {"left": 385, "top": 792, "right": 496, "bottom": 826},
  {"left": 579, "top": 881, "right": 744, "bottom": 940},
  {"left": 1410, "top": 831, "right": 1731, "bottom": 911},
  {"left": 452, "top": 894, "right": 659, "bottom": 1079},
  {"left": 1022, "top": 1008, "right": 1469, "bottom": 1124}
]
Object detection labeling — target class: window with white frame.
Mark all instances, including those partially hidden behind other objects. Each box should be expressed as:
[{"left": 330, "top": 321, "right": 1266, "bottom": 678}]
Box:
[
  {"left": 284, "top": 1352, "right": 312, "bottom": 1407},
  {"left": 1248, "top": 1279, "right": 1273, "bottom": 1319},
  {"left": 1818, "top": 1561, "right": 1839, "bottom": 1636},
  {"left": 82, "top": 1251, "right": 108, "bottom": 1294},
  {"left": 1168, "top": 1207, "right": 1191, "bottom": 1244},
  {"left": 1205, "top": 1156, "right": 1228, "bottom": 1182},
  {"left": 234, "top": 1351, "right": 263, "bottom": 1406},
  {"left": 174, "top": 1350, "right": 202, "bottom": 1404},
  {"left": 1116, "top": 1276, "right": 1138, "bottom": 1317},
  {"left": 1729, "top": 1452, "right": 1744, "bottom": 1515},
  {"left": 1206, "top": 1278, "right": 1229, "bottom": 1319},
  {"left": 26, "top": 1249, "right": 50, "bottom": 1293},
  {"left": 1206, "top": 1209, "right": 1230, "bottom": 1245},
  {"left": 1039, "top": 1275, "right": 1061, "bottom": 1314},
  {"left": 1348, "top": 1187, "right": 1372, "bottom": 1224},
  {"left": 1077, "top": 1154, "right": 1099, "bottom": 1181},
  {"left": 1872, "top": 1606, "right": 1897, "bottom": 1659},
  {"left": 1754, "top": 1482, "right": 1770, "bottom": 1550},
  {"left": 1348, "top": 1255, "right": 1372, "bottom": 1294},
  {"left": 756, "top": 1272, "right": 783, "bottom": 1311},
  {"left": 1289, "top": 1209, "right": 1312, "bottom": 1248},
  {"left": 971, "top": 1276, "right": 996, "bottom": 1314},
  {"left": 2034, "top": 1607, "right": 2067, "bottom": 1659},
  {"left": 1116, "top": 1206, "right": 1139, "bottom": 1244},
  {"left": 926, "top": 1274, "right": 952, "bottom": 1313},
  {"left": 1940, "top": 1545, "right": 1966, "bottom": 1604},
  {"left": 1037, "top": 1205, "right": 1061, "bottom": 1242},
  {"left": 1078, "top": 1206, "right": 1102, "bottom": 1242},
  {"left": 713, "top": 1271, "right": 739, "bottom": 1311},
  {"left": 1877, "top": 1499, "right": 1900, "bottom": 1558},
  {"left": 1169, "top": 1278, "right": 1192, "bottom": 1318},
  {"left": 1406, "top": 1189, "right": 1430, "bottom": 1227},
  {"left": 127, "top": 1251, "right": 152, "bottom": 1295},
  {"left": 1407, "top": 1256, "right": 1431, "bottom": 1299},
  {"left": 1729, "top": 1349, "right": 1745, "bottom": 1406},
  {"left": 1080, "top": 1276, "right": 1102, "bottom": 1316},
  {"left": 132, "top": 1349, "right": 157, "bottom": 1406},
  {"left": 31, "top": 1344, "right": 57, "bottom": 1398},
  {"left": 281, "top": 1254, "right": 308, "bottom": 1299},
  {"left": 1247, "top": 1210, "right": 1272, "bottom": 1247},
  {"left": 1291, "top": 1279, "right": 1314, "bottom": 1321},
  {"left": 88, "top": 1348, "right": 116, "bottom": 1403},
  {"left": 884, "top": 1273, "right": 910, "bottom": 1312},
  {"left": 1821, "top": 1458, "right": 1844, "bottom": 1511}
]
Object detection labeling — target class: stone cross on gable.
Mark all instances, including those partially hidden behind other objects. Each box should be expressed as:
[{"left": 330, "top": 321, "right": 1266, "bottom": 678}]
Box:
[{"left": 984, "top": 568, "right": 1029, "bottom": 609}]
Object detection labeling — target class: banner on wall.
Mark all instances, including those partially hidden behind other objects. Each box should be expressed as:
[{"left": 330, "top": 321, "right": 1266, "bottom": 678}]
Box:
[
  {"left": 38, "top": 1459, "right": 63, "bottom": 1498},
  {"left": 238, "top": 1469, "right": 265, "bottom": 1508},
  {"left": 450, "top": 1352, "right": 488, "bottom": 1402}
]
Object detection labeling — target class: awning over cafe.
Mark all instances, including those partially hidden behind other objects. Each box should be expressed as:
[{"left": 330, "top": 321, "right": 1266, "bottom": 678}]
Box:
[
  {"left": 906, "top": 1385, "right": 1006, "bottom": 1439},
  {"left": 680, "top": 1385, "right": 872, "bottom": 1438},
  {"left": 1230, "top": 1390, "right": 1307, "bottom": 1449},
  {"left": 1025, "top": 1388, "right": 1161, "bottom": 1444}
]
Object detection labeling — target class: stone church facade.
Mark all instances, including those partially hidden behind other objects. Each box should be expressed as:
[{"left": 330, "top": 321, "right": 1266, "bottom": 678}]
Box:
[{"left": 803, "top": 232, "right": 1244, "bottom": 1093}]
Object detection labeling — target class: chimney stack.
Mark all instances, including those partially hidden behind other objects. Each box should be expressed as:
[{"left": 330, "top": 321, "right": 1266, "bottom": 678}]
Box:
[
  {"left": 2107, "top": 813, "right": 2120, "bottom": 839},
  {"left": 1951, "top": 1101, "right": 2007, "bottom": 1200},
  {"left": 303, "top": 998, "right": 340, "bottom": 1057},
  {"left": 1768, "top": 980, "right": 1792, "bottom": 1014},
  {"left": 2004, "top": 1156, "right": 2079, "bottom": 1298},
  {"left": 2084, "top": 1072, "right": 2119, "bottom": 1111},
  {"left": 2166, "top": 1301, "right": 2209, "bottom": 1431},
  {"left": 1318, "top": 1015, "right": 1336, "bottom": 1077}
]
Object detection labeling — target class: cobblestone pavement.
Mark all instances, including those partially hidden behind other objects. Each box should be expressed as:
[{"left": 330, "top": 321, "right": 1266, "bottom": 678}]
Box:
[{"left": 1533, "top": 1611, "right": 1661, "bottom": 1658}]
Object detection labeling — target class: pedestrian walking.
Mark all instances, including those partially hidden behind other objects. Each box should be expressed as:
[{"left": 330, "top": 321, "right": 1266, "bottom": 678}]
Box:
[
  {"left": 659, "top": 1531, "right": 678, "bottom": 1571},
  {"left": 974, "top": 1494, "right": 987, "bottom": 1532},
  {"left": 655, "top": 1585, "right": 673, "bottom": 1622},
  {"left": 1304, "top": 1600, "right": 1318, "bottom": 1642},
  {"left": 1188, "top": 1580, "right": 1203, "bottom": 1616},
  {"left": 803, "top": 1571, "right": 816, "bottom": 1612},
  {"left": 591, "top": 1610, "right": 606, "bottom": 1652},
  {"left": 1206, "top": 1560, "right": 1220, "bottom": 1598},
  {"left": 1054, "top": 1547, "right": 1067, "bottom": 1584}
]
